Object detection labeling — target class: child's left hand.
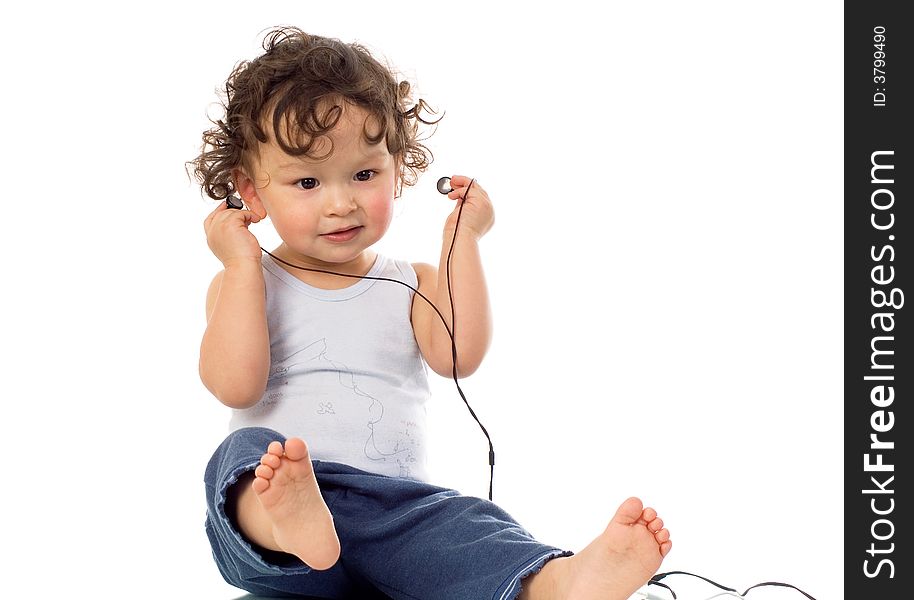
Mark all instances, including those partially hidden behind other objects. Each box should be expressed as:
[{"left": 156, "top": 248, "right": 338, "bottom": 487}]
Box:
[{"left": 443, "top": 175, "right": 494, "bottom": 241}]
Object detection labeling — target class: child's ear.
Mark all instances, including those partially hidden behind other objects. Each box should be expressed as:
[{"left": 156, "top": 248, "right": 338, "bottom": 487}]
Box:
[{"left": 232, "top": 167, "right": 268, "bottom": 219}]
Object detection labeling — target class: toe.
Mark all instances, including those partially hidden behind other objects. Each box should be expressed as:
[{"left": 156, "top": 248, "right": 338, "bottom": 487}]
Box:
[
  {"left": 284, "top": 438, "right": 309, "bottom": 461},
  {"left": 251, "top": 476, "right": 269, "bottom": 494},
  {"left": 660, "top": 540, "right": 673, "bottom": 557},
  {"left": 648, "top": 517, "right": 664, "bottom": 533},
  {"left": 268, "top": 441, "right": 284, "bottom": 457},
  {"left": 613, "top": 497, "right": 645, "bottom": 525},
  {"left": 255, "top": 464, "right": 274, "bottom": 479},
  {"left": 261, "top": 453, "right": 281, "bottom": 469},
  {"left": 655, "top": 528, "right": 671, "bottom": 543},
  {"left": 642, "top": 507, "right": 657, "bottom": 523}
]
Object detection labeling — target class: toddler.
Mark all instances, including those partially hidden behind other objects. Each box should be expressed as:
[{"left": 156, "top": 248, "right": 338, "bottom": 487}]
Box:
[{"left": 190, "top": 26, "right": 671, "bottom": 600}]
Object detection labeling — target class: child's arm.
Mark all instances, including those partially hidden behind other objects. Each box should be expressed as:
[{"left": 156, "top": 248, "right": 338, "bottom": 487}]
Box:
[
  {"left": 412, "top": 175, "right": 494, "bottom": 378},
  {"left": 199, "top": 202, "right": 271, "bottom": 408}
]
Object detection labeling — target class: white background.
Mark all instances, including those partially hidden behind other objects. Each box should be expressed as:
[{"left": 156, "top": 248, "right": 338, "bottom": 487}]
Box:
[{"left": 0, "top": 2, "right": 842, "bottom": 599}]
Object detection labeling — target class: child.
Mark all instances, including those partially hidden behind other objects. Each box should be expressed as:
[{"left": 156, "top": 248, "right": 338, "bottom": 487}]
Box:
[{"left": 190, "top": 26, "right": 671, "bottom": 600}]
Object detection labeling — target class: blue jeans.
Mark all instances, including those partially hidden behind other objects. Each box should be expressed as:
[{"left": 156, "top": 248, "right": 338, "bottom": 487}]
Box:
[{"left": 204, "top": 427, "right": 572, "bottom": 599}]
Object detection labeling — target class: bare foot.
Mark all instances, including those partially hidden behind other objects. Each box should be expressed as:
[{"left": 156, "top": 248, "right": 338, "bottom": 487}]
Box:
[
  {"left": 522, "top": 497, "right": 672, "bottom": 600},
  {"left": 252, "top": 438, "right": 341, "bottom": 570}
]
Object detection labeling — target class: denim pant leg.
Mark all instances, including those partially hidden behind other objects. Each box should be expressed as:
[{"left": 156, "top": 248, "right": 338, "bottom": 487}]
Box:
[
  {"left": 204, "top": 427, "right": 571, "bottom": 599},
  {"left": 316, "top": 465, "right": 573, "bottom": 600},
  {"left": 203, "top": 427, "right": 387, "bottom": 599}
]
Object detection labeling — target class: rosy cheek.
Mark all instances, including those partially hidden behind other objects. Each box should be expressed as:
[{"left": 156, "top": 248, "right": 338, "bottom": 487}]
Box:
[
  {"left": 368, "top": 192, "right": 395, "bottom": 225},
  {"left": 274, "top": 210, "right": 315, "bottom": 238}
]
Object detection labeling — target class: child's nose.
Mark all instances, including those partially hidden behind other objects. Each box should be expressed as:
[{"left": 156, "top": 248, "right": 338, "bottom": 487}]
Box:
[{"left": 324, "top": 186, "right": 357, "bottom": 215}]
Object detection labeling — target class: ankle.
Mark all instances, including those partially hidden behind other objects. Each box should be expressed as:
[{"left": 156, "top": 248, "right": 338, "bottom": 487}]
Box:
[{"left": 519, "top": 556, "right": 568, "bottom": 600}]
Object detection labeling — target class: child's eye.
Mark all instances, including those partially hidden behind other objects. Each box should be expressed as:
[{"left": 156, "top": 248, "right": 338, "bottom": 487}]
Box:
[
  {"left": 354, "top": 170, "right": 375, "bottom": 182},
  {"left": 296, "top": 178, "right": 318, "bottom": 190}
]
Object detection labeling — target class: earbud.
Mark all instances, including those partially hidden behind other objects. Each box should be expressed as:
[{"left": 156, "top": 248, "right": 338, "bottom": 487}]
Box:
[
  {"left": 436, "top": 176, "right": 452, "bottom": 195},
  {"left": 226, "top": 195, "right": 244, "bottom": 209}
]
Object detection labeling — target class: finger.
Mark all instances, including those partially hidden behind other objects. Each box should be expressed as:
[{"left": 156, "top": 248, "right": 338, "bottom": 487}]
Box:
[
  {"left": 447, "top": 183, "right": 482, "bottom": 201},
  {"left": 212, "top": 204, "right": 263, "bottom": 228},
  {"left": 204, "top": 200, "right": 228, "bottom": 226},
  {"left": 448, "top": 174, "right": 475, "bottom": 188},
  {"left": 448, "top": 176, "right": 485, "bottom": 199},
  {"left": 241, "top": 209, "right": 263, "bottom": 225}
]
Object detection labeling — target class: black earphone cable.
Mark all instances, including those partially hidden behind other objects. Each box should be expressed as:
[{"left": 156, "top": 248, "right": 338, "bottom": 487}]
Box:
[
  {"left": 443, "top": 180, "right": 495, "bottom": 501},
  {"left": 649, "top": 570, "right": 818, "bottom": 600},
  {"left": 251, "top": 179, "right": 496, "bottom": 500}
]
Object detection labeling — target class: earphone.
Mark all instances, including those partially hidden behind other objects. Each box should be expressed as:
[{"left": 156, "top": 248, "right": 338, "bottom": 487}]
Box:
[
  {"left": 224, "top": 177, "right": 496, "bottom": 500},
  {"left": 436, "top": 176, "right": 453, "bottom": 194}
]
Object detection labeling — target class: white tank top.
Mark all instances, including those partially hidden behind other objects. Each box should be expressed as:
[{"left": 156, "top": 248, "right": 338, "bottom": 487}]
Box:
[{"left": 229, "top": 253, "right": 431, "bottom": 481}]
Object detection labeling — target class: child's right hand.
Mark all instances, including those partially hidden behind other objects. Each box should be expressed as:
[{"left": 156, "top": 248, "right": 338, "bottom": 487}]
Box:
[{"left": 203, "top": 200, "right": 265, "bottom": 267}]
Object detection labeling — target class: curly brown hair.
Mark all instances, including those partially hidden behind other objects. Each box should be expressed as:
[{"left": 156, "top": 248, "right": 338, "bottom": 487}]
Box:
[{"left": 188, "top": 26, "right": 439, "bottom": 201}]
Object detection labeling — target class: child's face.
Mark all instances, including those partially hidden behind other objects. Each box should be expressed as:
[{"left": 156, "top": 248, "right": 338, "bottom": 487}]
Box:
[{"left": 242, "top": 105, "right": 397, "bottom": 268}]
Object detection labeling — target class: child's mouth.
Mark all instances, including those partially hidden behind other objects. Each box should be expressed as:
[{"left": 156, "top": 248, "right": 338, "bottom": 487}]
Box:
[{"left": 321, "top": 226, "right": 362, "bottom": 242}]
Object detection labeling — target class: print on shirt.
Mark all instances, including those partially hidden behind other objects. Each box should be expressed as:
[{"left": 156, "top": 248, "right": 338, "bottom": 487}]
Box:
[{"left": 266, "top": 338, "right": 419, "bottom": 478}]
